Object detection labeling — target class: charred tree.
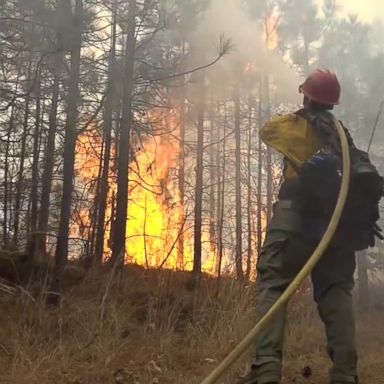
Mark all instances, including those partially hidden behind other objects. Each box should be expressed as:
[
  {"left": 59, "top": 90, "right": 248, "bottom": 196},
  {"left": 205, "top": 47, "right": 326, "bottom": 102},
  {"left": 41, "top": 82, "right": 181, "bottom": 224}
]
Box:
[
  {"left": 193, "top": 76, "right": 206, "bottom": 284},
  {"left": 29, "top": 0, "right": 69, "bottom": 263},
  {"left": 29, "top": 53, "right": 63, "bottom": 264},
  {"left": 3, "top": 105, "right": 15, "bottom": 248},
  {"left": 95, "top": 0, "right": 118, "bottom": 264},
  {"left": 215, "top": 102, "right": 223, "bottom": 276},
  {"left": 257, "top": 94, "right": 263, "bottom": 257},
  {"left": 88, "top": 133, "right": 105, "bottom": 258},
  {"left": 246, "top": 97, "right": 253, "bottom": 280},
  {"left": 217, "top": 101, "right": 227, "bottom": 284},
  {"left": 13, "top": 64, "right": 31, "bottom": 245},
  {"left": 29, "top": 72, "right": 41, "bottom": 236},
  {"left": 264, "top": 73, "right": 273, "bottom": 225},
  {"left": 110, "top": 0, "right": 137, "bottom": 266},
  {"left": 177, "top": 82, "right": 186, "bottom": 269},
  {"left": 234, "top": 84, "right": 244, "bottom": 282},
  {"left": 54, "top": 0, "right": 83, "bottom": 272},
  {"left": 209, "top": 100, "right": 216, "bottom": 271}
]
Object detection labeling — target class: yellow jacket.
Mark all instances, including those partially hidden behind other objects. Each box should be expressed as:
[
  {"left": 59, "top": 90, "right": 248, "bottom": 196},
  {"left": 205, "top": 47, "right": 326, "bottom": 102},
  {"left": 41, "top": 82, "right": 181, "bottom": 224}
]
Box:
[{"left": 260, "top": 113, "right": 322, "bottom": 179}]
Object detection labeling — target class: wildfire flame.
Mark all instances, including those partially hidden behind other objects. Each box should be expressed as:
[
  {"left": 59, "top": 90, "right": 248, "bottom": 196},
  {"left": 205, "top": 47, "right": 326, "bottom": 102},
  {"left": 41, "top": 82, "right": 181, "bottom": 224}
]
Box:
[
  {"left": 72, "top": 110, "right": 223, "bottom": 273},
  {"left": 126, "top": 132, "right": 191, "bottom": 269}
]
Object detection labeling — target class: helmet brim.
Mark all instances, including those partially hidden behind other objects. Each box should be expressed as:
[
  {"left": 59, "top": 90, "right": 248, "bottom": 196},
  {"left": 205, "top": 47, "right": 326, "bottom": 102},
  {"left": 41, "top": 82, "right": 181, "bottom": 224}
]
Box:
[{"left": 299, "top": 84, "right": 340, "bottom": 106}]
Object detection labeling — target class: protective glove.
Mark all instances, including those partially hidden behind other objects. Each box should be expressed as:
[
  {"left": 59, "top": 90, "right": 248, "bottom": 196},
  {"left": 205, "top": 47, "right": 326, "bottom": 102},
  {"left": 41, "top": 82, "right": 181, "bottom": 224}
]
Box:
[{"left": 305, "top": 153, "right": 338, "bottom": 172}]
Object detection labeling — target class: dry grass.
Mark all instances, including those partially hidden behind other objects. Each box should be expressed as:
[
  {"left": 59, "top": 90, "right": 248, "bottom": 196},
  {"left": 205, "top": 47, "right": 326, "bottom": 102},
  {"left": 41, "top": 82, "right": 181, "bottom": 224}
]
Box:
[{"left": 0, "top": 267, "right": 383, "bottom": 384}]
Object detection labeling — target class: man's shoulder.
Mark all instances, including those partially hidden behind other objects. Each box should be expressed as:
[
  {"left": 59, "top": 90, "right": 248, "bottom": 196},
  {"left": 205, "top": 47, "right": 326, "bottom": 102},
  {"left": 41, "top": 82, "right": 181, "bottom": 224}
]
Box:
[
  {"left": 261, "top": 113, "right": 310, "bottom": 144},
  {"left": 263, "top": 112, "right": 307, "bottom": 131},
  {"left": 270, "top": 113, "right": 298, "bottom": 123}
]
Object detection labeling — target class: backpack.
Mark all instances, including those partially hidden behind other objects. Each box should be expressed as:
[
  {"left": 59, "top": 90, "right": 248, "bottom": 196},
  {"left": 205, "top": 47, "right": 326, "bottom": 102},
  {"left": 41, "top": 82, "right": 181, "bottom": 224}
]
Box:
[
  {"left": 341, "top": 148, "right": 384, "bottom": 249},
  {"left": 299, "top": 110, "right": 384, "bottom": 250}
]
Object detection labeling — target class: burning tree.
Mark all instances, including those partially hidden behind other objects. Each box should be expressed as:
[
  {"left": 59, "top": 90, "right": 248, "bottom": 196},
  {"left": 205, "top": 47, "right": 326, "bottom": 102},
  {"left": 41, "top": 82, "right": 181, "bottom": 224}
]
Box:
[
  {"left": 0, "top": 0, "right": 282, "bottom": 283},
  {"left": 6, "top": 0, "right": 381, "bottom": 292}
]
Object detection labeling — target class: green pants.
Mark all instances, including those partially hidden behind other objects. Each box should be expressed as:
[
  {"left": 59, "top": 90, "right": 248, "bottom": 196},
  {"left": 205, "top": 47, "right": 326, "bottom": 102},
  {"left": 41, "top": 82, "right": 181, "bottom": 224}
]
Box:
[{"left": 253, "top": 229, "right": 357, "bottom": 383}]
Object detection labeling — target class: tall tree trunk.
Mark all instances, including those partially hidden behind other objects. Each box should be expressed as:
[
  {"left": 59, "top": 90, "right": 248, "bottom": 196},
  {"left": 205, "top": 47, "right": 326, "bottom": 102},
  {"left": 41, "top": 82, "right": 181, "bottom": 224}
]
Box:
[
  {"left": 88, "top": 135, "right": 104, "bottom": 258},
  {"left": 234, "top": 84, "right": 243, "bottom": 282},
  {"left": 109, "top": 189, "right": 116, "bottom": 249},
  {"left": 54, "top": 0, "right": 83, "bottom": 272},
  {"left": 30, "top": 53, "right": 63, "bottom": 263},
  {"left": 95, "top": 0, "right": 118, "bottom": 264},
  {"left": 30, "top": 0, "right": 68, "bottom": 262},
  {"left": 257, "top": 94, "right": 263, "bottom": 257},
  {"left": 177, "top": 82, "right": 186, "bottom": 269},
  {"left": 30, "top": 72, "right": 41, "bottom": 237},
  {"left": 209, "top": 100, "right": 216, "bottom": 271},
  {"left": 215, "top": 104, "right": 222, "bottom": 276},
  {"left": 3, "top": 105, "right": 15, "bottom": 248},
  {"left": 246, "top": 97, "right": 253, "bottom": 280},
  {"left": 264, "top": 73, "right": 273, "bottom": 225},
  {"left": 13, "top": 66, "right": 31, "bottom": 245},
  {"left": 217, "top": 102, "right": 227, "bottom": 281},
  {"left": 110, "top": 0, "right": 136, "bottom": 266},
  {"left": 264, "top": 13, "right": 276, "bottom": 226},
  {"left": 193, "top": 77, "right": 206, "bottom": 283}
]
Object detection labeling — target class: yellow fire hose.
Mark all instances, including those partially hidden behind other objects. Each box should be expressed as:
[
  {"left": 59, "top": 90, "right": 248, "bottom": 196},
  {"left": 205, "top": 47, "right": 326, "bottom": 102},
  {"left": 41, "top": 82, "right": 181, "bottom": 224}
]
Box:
[{"left": 201, "top": 117, "right": 351, "bottom": 384}]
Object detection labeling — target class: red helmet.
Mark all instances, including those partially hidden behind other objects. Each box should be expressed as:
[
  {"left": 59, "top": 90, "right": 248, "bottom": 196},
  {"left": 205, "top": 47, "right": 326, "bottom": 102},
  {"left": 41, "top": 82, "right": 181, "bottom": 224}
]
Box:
[{"left": 299, "top": 69, "right": 341, "bottom": 105}]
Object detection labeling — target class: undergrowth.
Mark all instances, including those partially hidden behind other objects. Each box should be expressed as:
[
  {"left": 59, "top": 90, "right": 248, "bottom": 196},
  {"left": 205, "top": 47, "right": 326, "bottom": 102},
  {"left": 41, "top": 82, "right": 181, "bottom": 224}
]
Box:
[{"left": 0, "top": 266, "right": 383, "bottom": 384}]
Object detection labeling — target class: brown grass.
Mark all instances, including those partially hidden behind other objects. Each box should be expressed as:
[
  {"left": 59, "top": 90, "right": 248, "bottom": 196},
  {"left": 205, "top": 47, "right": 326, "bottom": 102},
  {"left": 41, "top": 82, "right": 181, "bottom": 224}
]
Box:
[{"left": 0, "top": 267, "right": 383, "bottom": 384}]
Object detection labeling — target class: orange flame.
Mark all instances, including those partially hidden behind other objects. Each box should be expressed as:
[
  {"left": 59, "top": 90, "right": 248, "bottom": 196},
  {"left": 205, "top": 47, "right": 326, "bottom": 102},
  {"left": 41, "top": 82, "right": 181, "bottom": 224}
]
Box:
[
  {"left": 125, "top": 132, "right": 191, "bottom": 269},
  {"left": 72, "top": 110, "right": 223, "bottom": 273}
]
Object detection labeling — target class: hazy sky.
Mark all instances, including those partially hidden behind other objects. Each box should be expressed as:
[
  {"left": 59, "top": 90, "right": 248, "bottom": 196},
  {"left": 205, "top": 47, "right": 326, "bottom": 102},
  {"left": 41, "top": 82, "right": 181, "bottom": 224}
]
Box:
[{"left": 322, "top": 0, "right": 384, "bottom": 21}]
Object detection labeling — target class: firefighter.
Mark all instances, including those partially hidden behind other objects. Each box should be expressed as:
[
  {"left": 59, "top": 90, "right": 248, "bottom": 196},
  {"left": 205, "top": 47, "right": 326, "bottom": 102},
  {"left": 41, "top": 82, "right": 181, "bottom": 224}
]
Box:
[{"left": 238, "top": 69, "right": 360, "bottom": 384}]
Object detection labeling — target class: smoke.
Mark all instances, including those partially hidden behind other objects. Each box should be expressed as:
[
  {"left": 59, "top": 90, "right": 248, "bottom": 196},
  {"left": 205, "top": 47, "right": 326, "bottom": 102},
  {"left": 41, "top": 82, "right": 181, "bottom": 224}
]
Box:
[{"left": 190, "top": 0, "right": 302, "bottom": 104}]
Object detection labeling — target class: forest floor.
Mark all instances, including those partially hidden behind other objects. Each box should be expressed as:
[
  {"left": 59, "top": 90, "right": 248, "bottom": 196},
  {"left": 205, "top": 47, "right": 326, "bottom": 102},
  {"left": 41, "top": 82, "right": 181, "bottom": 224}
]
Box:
[{"left": 0, "top": 266, "right": 383, "bottom": 384}]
